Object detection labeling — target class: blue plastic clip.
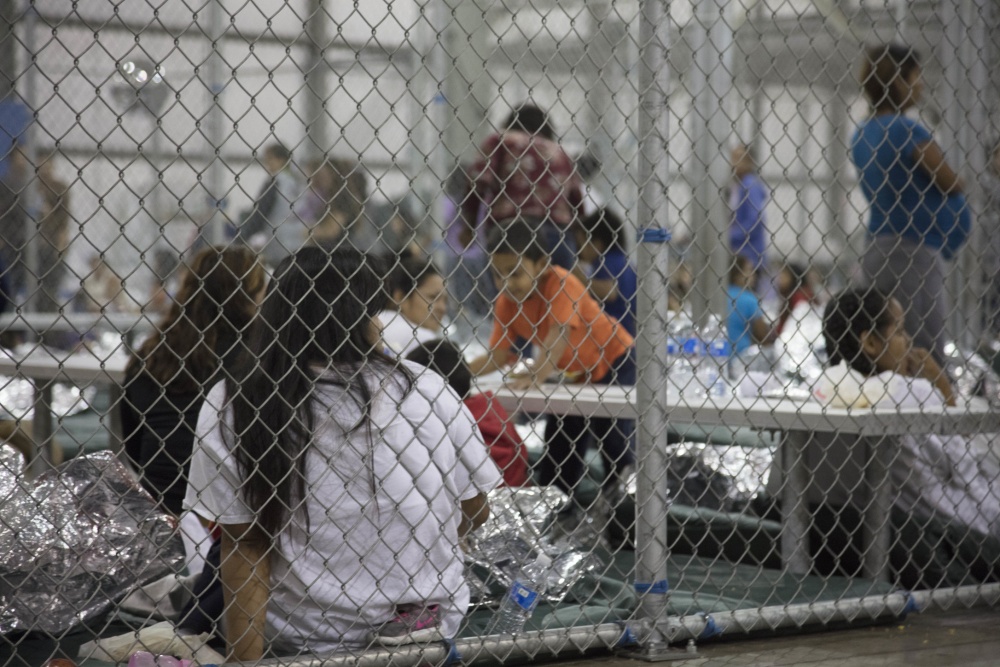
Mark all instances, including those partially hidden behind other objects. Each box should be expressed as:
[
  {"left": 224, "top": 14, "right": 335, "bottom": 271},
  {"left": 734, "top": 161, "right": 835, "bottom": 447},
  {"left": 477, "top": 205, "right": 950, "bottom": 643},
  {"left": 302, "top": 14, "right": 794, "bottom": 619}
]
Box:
[
  {"left": 637, "top": 228, "right": 671, "bottom": 244},
  {"left": 617, "top": 623, "right": 640, "bottom": 648},
  {"left": 634, "top": 579, "right": 670, "bottom": 595},
  {"left": 901, "top": 591, "right": 921, "bottom": 618},
  {"left": 698, "top": 613, "right": 723, "bottom": 639},
  {"left": 443, "top": 638, "right": 462, "bottom": 666}
]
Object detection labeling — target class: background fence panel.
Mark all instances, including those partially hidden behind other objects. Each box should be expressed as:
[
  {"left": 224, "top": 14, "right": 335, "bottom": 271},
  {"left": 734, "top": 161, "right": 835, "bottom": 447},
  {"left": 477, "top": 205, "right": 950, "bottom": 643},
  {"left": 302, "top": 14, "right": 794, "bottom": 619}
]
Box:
[{"left": 1, "top": 0, "right": 999, "bottom": 665}]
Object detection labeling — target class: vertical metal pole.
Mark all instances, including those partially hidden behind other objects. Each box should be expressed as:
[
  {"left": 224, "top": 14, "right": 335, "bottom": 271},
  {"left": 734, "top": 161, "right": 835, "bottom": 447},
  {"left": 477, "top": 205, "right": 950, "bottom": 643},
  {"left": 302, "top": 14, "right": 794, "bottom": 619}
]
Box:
[
  {"left": 861, "top": 435, "right": 892, "bottom": 582},
  {"left": 304, "top": 0, "right": 331, "bottom": 162},
  {"left": 938, "top": 0, "right": 983, "bottom": 349},
  {"left": 959, "top": 0, "right": 991, "bottom": 346},
  {"left": 779, "top": 431, "right": 811, "bottom": 576},
  {"left": 634, "top": 230, "right": 673, "bottom": 653},
  {"left": 19, "top": 1, "right": 41, "bottom": 314},
  {"left": 633, "top": 0, "right": 674, "bottom": 656},
  {"left": 689, "top": 1, "right": 735, "bottom": 324},
  {"left": 408, "top": 0, "right": 451, "bottom": 231},
  {"left": 203, "top": 0, "right": 227, "bottom": 246},
  {"left": 823, "top": 92, "right": 851, "bottom": 269}
]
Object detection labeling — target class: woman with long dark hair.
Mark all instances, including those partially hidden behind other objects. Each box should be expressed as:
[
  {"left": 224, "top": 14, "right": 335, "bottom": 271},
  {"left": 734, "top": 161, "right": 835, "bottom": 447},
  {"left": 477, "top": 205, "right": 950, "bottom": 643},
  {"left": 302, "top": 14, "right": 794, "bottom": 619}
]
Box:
[
  {"left": 184, "top": 247, "right": 499, "bottom": 660},
  {"left": 122, "top": 245, "right": 265, "bottom": 514}
]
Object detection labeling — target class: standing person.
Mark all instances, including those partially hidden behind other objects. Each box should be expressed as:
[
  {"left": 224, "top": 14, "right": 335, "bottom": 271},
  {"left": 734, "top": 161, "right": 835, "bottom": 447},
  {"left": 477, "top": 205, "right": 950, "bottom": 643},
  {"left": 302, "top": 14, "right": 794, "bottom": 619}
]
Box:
[
  {"left": 35, "top": 159, "right": 73, "bottom": 312},
  {"left": 442, "top": 164, "right": 492, "bottom": 334},
  {"left": 184, "top": 248, "right": 499, "bottom": 660},
  {"left": 236, "top": 143, "right": 302, "bottom": 264},
  {"left": 573, "top": 207, "right": 637, "bottom": 337},
  {"left": 728, "top": 142, "right": 769, "bottom": 273},
  {"left": 851, "top": 44, "right": 970, "bottom": 363},
  {"left": 463, "top": 103, "right": 584, "bottom": 270},
  {"left": 469, "top": 222, "right": 635, "bottom": 503},
  {"left": 296, "top": 158, "right": 366, "bottom": 229}
]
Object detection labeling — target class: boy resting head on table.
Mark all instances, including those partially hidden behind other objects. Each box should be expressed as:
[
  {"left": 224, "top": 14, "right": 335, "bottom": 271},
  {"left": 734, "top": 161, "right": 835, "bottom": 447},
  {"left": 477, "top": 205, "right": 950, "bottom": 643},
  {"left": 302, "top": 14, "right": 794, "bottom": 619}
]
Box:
[{"left": 468, "top": 221, "right": 636, "bottom": 502}]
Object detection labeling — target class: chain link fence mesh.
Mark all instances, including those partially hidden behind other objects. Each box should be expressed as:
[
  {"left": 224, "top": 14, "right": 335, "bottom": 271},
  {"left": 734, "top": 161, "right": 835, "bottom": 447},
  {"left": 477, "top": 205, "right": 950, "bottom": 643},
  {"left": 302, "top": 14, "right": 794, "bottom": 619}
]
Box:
[{"left": 2, "top": 0, "right": 1000, "bottom": 665}]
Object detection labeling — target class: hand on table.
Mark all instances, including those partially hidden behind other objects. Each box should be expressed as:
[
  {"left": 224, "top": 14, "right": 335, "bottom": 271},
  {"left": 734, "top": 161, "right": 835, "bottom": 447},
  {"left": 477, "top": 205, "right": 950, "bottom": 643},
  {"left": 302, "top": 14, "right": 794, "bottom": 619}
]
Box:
[
  {"left": 903, "top": 347, "right": 956, "bottom": 406},
  {"left": 505, "top": 375, "right": 538, "bottom": 391}
]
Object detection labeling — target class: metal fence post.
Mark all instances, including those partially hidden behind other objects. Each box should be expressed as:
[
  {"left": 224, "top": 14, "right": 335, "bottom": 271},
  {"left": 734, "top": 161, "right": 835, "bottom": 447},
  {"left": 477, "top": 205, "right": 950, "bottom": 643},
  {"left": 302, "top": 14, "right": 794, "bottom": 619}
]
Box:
[
  {"left": 633, "top": 2, "right": 675, "bottom": 656},
  {"left": 633, "top": 228, "right": 675, "bottom": 658}
]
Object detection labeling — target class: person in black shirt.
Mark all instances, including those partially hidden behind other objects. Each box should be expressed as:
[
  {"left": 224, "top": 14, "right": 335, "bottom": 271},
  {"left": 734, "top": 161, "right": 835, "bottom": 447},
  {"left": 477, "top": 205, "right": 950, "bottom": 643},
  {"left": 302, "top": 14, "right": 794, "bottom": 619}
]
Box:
[{"left": 120, "top": 245, "right": 265, "bottom": 514}]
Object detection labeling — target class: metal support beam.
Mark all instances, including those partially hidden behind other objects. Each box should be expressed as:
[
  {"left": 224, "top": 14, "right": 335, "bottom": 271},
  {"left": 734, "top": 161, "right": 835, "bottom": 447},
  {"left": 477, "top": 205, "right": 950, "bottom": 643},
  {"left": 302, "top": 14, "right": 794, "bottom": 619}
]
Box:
[
  {"left": 633, "top": 0, "right": 678, "bottom": 659},
  {"left": 689, "top": 1, "right": 735, "bottom": 324}
]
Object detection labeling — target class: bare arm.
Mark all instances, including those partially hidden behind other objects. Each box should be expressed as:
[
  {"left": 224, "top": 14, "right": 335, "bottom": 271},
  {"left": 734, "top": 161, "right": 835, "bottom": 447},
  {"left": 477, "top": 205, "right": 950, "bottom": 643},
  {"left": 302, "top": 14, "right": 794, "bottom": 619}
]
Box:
[
  {"left": 904, "top": 347, "right": 956, "bottom": 406},
  {"left": 587, "top": 278, "right": 619, "bottom": 304},
  {"left": 509, "top": 324, "right": 570, "bottom": 389},
  {"left": 751, "top": 316, "right": 778, "bottom": 347},
  {"left": 571, "top": 264, "right": 619, "bottom": 304},
  {"left": 459, "top": 492, "right": 490, "bottom": 537},
  {"left": 220, "top": 523, "right": 271, "bottom": 663},
  {"left": 468, "top": 346, "right": 510, "bottom": 377},
  {"left": 913, "top": 140, "right": 964, "bottom": 194}
]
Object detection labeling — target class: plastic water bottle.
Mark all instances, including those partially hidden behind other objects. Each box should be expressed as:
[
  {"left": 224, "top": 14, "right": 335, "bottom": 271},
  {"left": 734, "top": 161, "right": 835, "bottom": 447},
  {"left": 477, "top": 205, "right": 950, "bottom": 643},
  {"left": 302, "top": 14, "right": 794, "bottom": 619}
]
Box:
[
  {"left": 704, "top": 339, "right": 732, "bottom": 398},
  {"left": 487, "top": 553, "right": 552, "bottom": 635},
  {"left": 676, "top": 337, "right": 705, "bottom": 397}
]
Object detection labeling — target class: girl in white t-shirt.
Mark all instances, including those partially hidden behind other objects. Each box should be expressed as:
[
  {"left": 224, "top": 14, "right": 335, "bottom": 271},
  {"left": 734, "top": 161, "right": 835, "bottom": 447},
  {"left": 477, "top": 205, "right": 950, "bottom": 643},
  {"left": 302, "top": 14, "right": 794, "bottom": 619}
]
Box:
[
  {"left": 378, "top": 257, "right": 449, "bottom": 356},
  {"left": 184, "top": 247, "right": 501, "bottom": 661},
  {"left": 768, "top": 288, "right": 999, "bottom": 587}
]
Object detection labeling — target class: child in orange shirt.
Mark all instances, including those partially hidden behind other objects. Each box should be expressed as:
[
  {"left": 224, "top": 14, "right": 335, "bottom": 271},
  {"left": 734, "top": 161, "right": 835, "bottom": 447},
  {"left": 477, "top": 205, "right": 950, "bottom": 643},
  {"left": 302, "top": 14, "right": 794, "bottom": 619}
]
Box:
[{"left": 469, "top": 221, "right": 636, "bottom": 499}]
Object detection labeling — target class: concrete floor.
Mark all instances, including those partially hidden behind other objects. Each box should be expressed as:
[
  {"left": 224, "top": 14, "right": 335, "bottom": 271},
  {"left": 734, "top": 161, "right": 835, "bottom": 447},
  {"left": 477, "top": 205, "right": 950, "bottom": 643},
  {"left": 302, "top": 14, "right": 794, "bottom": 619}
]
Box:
[{"left": 547, "top": 607, "right": 1000, "bottom": 667}]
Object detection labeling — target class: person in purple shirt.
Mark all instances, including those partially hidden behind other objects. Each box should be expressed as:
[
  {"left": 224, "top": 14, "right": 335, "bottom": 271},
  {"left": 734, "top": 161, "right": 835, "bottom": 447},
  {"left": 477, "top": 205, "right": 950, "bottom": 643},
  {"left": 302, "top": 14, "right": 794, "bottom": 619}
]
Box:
[{"left": 729, "top": 143, "right": 769, "bottom": 273}]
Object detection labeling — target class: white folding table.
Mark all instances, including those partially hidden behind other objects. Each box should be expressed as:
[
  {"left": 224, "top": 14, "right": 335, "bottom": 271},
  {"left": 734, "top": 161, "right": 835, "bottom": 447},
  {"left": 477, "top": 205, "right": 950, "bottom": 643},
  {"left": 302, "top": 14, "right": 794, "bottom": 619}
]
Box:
[
  {"left": 0, "top": 348, "right": 129, "bottom": 474},
  {"left": 483, "top": 381, "right": 1000, "bottom": 581}
]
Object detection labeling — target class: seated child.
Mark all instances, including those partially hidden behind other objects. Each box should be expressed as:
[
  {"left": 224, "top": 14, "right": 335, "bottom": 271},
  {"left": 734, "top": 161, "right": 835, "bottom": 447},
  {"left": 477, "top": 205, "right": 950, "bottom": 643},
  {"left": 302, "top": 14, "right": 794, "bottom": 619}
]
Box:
[
  {"left": 469, "top": 221, "right": 636, "bottom": 501},
  {"left": 726, "top": 254, "right": 777, "bottom": 354},
  {"left": 407, "top": 340, "right": 529, "bottom": 487},
  {"left": 185, "top": 248, "right": 499, "bottom": 659},
  {"left": 767, "top": 288, "right": 1000, "bottom": 588},
  {"left": 573, "top": 207, "right": 637, "bottom": 336},
  {"left": 775, "top": 261, "right": 817, "bottom": 335},
  {"left": 378, "top": 257, "right": 448, "bottom": 355}
]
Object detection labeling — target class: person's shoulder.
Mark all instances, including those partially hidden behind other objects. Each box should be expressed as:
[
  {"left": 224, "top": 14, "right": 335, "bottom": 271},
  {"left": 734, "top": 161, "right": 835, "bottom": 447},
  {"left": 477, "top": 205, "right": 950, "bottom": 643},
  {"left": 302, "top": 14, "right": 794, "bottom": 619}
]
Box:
[
  {"left": 733, "top": 287, "right": 760, "bottom": 312},
  {"left": 401, "top": 359, "right": 456, "bottom": 400},
  {"left": 604, "top": 248, "right": 630, "bottom": 268},
  {"left": 499, "top": 130, "right": 533, "bottom": 152},
  {"left": 543, "top": 265, "right": 585, "bottom": 297}
]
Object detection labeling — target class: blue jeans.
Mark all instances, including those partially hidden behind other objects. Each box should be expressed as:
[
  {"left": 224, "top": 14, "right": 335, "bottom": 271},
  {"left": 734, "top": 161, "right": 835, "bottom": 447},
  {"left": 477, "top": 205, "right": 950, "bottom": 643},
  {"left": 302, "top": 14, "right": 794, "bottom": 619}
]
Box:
[{"left": 539, "top": 349, "right": 636, "bottom": 497}]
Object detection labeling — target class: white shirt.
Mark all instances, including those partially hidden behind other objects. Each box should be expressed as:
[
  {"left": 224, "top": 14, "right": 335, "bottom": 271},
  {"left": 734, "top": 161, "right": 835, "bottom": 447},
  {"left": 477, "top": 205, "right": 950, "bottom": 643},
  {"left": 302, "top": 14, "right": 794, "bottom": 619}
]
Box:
[
  {"left": 184, "top": 362, "right": 502, "bottom": 655},
  {"left": 768, "top": 362, "right": 1000, "bottom": 538},
  {"left": 378, "top": 309, "right": 438, "bottom": 357}
]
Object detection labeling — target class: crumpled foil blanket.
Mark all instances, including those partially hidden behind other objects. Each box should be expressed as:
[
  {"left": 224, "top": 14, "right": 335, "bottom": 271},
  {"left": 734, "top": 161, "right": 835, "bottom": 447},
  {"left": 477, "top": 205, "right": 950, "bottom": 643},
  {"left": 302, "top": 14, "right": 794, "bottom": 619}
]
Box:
[{"left": 0, "top": 446, "right": 184, "bottom": 634}]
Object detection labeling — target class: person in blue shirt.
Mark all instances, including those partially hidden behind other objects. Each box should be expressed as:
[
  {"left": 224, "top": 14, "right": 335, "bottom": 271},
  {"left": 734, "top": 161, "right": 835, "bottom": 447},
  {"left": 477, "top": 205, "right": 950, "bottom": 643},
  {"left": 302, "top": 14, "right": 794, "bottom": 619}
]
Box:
[
  {"left": 729, "top": 143, "right": 769, "bottom": 273},
  {"left": 726, "top": 255, "right": 777, "bottom": 355},
  {"left": 850, "top": 44, "right": 969, "bottom": 363},
  {"left": 573, "top": 207, "right": 637, "bottom": 336}
]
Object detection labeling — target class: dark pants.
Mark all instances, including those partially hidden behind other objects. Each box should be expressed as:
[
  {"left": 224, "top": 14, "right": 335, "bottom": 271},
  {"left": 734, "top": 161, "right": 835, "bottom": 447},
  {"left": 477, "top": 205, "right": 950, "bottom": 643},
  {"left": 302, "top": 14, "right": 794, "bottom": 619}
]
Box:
[
  {"left": 178, "top": 537, "right": 223, "bottom": 636},
  {"left": 539, "top": 350, "right": 636, "bottom": 497}
]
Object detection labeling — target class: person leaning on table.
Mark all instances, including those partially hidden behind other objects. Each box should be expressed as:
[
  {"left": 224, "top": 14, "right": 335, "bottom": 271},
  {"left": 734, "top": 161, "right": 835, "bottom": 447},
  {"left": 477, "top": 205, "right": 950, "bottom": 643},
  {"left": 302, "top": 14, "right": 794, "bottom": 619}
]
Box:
[{"left": 765, "top": 288, "right": 1000, "bottom": 589}]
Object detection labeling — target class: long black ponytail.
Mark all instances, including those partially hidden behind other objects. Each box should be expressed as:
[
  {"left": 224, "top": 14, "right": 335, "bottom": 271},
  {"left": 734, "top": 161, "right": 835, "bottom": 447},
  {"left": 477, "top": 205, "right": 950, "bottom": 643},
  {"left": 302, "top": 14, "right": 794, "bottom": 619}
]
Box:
[{"left": 226, "top": 247, "right": 411, "bottom": 539}]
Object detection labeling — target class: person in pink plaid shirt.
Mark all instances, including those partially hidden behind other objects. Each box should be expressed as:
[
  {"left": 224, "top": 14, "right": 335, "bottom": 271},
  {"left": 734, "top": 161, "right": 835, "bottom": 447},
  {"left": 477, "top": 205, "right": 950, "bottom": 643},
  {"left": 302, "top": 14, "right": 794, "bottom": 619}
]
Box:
[{"left": 461, "top": 104, "right": 584, "bottom": 269}]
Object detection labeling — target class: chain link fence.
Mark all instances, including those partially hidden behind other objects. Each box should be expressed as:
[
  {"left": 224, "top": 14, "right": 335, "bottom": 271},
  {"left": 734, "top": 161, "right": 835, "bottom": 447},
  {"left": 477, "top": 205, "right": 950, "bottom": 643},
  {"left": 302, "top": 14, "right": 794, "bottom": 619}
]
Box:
[{"left": 2, "top": 0, "right": 1000, "bottom": 665}]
